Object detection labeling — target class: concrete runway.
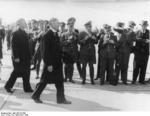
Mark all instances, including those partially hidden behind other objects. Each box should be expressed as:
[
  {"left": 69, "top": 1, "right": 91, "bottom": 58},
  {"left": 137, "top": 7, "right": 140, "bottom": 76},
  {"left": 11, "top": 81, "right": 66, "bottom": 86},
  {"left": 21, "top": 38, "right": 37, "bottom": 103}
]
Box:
[{"left": 0, "top": 42, "right": 150, "bottom": 111}]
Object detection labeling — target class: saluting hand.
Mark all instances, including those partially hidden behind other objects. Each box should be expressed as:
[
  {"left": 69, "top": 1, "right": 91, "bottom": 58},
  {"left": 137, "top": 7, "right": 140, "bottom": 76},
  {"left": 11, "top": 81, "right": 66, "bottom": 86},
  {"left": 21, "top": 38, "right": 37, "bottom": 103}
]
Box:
[{"left": 47, "top": 65, "right": 53, "bottom": 72}]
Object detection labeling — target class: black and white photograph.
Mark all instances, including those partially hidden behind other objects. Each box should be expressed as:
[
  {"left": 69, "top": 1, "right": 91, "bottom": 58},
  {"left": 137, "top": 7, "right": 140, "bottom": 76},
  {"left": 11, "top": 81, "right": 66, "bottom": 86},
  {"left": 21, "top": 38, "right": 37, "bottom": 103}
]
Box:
[{"left": 0, "top": 0, "right": 150, "bottom": 113}]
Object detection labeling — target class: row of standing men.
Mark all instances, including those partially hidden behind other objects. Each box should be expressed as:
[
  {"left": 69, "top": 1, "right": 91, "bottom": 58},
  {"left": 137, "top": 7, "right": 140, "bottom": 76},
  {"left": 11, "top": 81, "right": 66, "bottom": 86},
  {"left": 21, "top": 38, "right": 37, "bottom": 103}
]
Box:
[
  {"left": 3, "top": 17, "right": 150, "bottom": 104},
  {"left": 7, "top": 17, "right": 150, "bottom": 86}
]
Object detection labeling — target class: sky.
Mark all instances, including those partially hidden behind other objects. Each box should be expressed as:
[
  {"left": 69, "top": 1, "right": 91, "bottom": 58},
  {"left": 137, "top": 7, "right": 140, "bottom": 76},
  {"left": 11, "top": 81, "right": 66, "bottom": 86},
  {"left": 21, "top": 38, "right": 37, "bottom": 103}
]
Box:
[{"left": 0, "top": 0, "right": 149, "bottom": 28}]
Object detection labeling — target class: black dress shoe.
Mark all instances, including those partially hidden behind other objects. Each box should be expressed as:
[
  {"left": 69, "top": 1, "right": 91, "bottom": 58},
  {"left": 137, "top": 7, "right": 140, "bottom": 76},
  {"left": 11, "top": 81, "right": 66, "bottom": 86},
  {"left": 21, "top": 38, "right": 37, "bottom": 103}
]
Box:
[
  {"left": 94, "top": 78, "right": 99, "bottom": 80},
  {"left": 139, "top": 81, "right": 146, "bottom": 85},
  {"left": 69, "top": 80, "right": 75, "bottom": 83},
  {"left": 64, "top": 78, "right": 67, "bottom": 82},
  {"left": 122, "top": 82, "right": 128, "bottom": 85},
  {"left": 81, "top": 81, "right": 86, "bottom": 84},
  {"left": 4, "top": 86, "right": 14, "bottom": 93},
  {"left": 32, "top": 97, "right": 43, "bottom": 103},
  {"left": 57, "top": 99, "right": 72, "bottom": 104},
  {"left": 91, "top": 80, "right": 95, "bottom": 85},
  {"left": 131, "top": 81, "right": 136, "bottom": 84},
  {"left": 24, "top": 89, "right": 34, "bottom": 93}
]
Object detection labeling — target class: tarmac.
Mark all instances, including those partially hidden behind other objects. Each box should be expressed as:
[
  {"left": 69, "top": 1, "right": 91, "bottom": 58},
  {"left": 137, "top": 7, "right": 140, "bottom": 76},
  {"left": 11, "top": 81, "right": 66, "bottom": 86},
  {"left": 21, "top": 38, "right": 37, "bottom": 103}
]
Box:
[{"left": 0, "top": 43, "right": 150, "bottom": 111}]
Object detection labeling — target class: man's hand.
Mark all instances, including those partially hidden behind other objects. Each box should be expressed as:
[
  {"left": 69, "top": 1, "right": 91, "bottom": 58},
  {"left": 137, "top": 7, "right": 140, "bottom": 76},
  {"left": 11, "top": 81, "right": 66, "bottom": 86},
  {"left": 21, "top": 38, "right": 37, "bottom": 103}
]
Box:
[
  {"left": 109, "top": 40, "right": 114, "bottom": 44},
  {"left": 14, "top": 58, "right": 20, "bottom": 63},
  {"left": 47, "top": 65, "right": 53, "bottom": 72},
  {"left": 146, "top": 39, "right": 150, "bottom": 43}
]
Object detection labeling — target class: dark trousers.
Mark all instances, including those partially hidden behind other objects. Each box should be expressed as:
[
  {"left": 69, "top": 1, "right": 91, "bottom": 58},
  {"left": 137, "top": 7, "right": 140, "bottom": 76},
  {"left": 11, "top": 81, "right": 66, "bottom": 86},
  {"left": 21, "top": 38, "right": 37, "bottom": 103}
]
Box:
[
  {"left": 132, "top": 54, "right": 149, "bottom": 83},
  {"left": 100, "top": 56, "right": 115, "bottom": 84},
  {"left": 64, "top": 63, "right": 74, "bottom": 81},
  {"left": 81, "top": 61, "right": 94, "bottom": 82},
  {"left": 0, "top": 39, "right": 3, "bottom": 59},
  {"left": 7, "top": 36, "right": 11, "bottom": 50},
  {"left": 96, "top": 54, "right": 101, "bottom": 79},
  {"left": 115, "top": 52, "right": 130, "bottom": 83},
  {"left": 5, "top": 68, "right": 32, "bottom": 91},
  {"left": 32, "top": 81, "right": 65, "bottom": 102},
  {"left": 76, "top": 61, "right": 82, "bottom": 78}
]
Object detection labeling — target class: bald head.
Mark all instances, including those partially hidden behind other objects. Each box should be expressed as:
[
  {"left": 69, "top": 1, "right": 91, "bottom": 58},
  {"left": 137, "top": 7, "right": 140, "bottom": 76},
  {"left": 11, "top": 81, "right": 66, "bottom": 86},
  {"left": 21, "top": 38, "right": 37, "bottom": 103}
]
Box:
[
  {"left": 49, "top": 18, "right": 59, "bottom": 31},
  {"left": 16, "top": 18, "right": 27, "bottom": 30}
]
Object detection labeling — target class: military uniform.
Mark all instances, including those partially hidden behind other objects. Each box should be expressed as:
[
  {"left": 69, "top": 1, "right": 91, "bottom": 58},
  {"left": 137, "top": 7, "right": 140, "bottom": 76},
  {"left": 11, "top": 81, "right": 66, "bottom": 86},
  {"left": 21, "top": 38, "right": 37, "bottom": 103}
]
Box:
[
  {"left": 99, "top": 31, "right": 117, "bottom": 85},
  {"left": 60, "top": 17, "right": 82, "bottom": 83},
  {"left": 114, "top": 22, "right": 132, "bottom": 84},
  {"left": 61, "top": 29, "right": 80, "bottom": 82},
  {"left": 79, "top": 21, "right": 98, "bottom": 84}
]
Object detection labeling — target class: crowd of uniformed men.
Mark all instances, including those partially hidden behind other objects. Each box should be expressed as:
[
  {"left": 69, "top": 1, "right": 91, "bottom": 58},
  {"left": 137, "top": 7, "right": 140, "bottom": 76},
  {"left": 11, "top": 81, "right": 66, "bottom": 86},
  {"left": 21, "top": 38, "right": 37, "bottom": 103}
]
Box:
[{"left": 0, "top": 17, "right": 149, "bottom": 104}]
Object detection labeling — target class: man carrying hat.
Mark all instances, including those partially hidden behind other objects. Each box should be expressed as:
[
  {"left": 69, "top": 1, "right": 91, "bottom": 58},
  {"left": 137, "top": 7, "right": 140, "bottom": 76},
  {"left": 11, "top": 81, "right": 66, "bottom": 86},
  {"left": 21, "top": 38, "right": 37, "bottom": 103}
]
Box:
[
  {"left": 132, "top": 20, "right": 149, "bottom": 84},
  {"left": 79, "top": 21, "right": 98, "bottom": 84},
  {"left": 61, "top": 17, "right": 82, "bottom": 83}
]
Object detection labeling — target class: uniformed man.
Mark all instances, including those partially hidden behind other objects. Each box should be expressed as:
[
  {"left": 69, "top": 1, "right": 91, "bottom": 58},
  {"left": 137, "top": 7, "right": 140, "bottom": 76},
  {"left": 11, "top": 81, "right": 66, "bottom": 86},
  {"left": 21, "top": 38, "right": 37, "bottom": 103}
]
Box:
[
  {"left": 95, "top": 24, "right": 109, "bottom": 81},
  {"left": 32, "top": 18, "right": 71, "bottom": 104},
  {"left": 98, "top": 25, "right": 117, "bottom": 85},
  {"left": 114, "top": 22, "right": 129, "bottom": 85},
  {"left": 30, "top": 20, "right": 40, "bottom": 70},
  {"left": 79, "top": 21, "right": 98, "bottom": 84},
  {"left": 59, "top": 22, "right": 66, "bottom": 35},
  {"left": 32, "top": 21, "right": 45, "bottom": 79},
  {"left": 6, "top": 25, "right": 12, "bottom": 50},
  {"left": 4, "top": 18, "right": 33, "bottom": 93},
  {"left": 132, "top": 20, "right": 149, "bottom": 84},
  {"left": 61, "top": 17, "right": 81, "bottom": 83}
]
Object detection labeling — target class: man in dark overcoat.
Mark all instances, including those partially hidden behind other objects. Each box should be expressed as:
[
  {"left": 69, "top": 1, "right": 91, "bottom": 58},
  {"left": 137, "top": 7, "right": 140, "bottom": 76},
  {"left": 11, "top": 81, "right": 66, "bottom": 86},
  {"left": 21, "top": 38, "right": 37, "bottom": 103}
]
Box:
[
  {"left": 132, "top": 20, "right": 149, "bottom": 84},
  {"left": 31, "top": 18, "right": 71, "bottom": 104},
  {"left": 4, "top": 18, "right": 33, "bottom": 93}
]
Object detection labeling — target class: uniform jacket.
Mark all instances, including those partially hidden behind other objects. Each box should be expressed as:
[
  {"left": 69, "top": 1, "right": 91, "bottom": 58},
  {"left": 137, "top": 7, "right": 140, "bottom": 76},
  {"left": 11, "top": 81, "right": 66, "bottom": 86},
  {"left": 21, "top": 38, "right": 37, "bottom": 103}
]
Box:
[
  {"left": 79, "top": 31, "right": 98, "bottom": 57},
  {"left": 98, "top": 32, "right": 117, "bottom": 58},
  {"left": 60, "top": 29, "right": 79, "bottom": 62}
]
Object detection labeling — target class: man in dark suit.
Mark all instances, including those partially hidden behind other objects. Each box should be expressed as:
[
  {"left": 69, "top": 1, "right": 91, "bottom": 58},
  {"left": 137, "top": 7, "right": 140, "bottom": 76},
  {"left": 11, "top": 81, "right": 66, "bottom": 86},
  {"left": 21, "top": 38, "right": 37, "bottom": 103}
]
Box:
[
  {"left": 132, "top": 20, "right": 149, "bottom": 84},
  {"left": 31, "top": 18, "right": 71, "bottom": 104},
  {"left": 4, "top": 18, "right": 33, "bottom": 93}
]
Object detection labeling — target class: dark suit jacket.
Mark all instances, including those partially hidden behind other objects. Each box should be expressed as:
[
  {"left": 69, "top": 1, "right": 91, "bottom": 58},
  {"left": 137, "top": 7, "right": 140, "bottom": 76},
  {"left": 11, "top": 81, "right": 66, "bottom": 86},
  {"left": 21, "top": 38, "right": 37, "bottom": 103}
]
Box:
[
  {"left": 41, "top": 29, "right": 63, "bottom": 83},
  {"left": 126, "top": 29, "right": 136, "bottom": 53},
  {"left": 134, "top": 29, "right": 149, "bottom": 56},
  {"left": 11, "top": 29, "right": 31, "bottom": 71}
]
